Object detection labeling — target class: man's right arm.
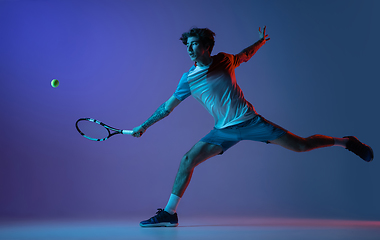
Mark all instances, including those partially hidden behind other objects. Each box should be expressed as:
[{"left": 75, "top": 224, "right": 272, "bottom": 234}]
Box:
[
  {"left": 237, "top": 26, "right": 270, "bottom": 64},
  {"left": 132, "top": 95, "right": 181, "bottom": 137}
]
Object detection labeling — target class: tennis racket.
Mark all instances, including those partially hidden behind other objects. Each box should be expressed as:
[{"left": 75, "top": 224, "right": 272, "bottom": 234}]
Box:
[{"left": 76, "top": 118, "right": 133, "bottom": 141}]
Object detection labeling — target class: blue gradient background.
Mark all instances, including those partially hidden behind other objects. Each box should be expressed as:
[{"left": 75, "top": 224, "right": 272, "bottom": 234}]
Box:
[{"left": 0, "top": 0, "right": 379, "bottom": 221}]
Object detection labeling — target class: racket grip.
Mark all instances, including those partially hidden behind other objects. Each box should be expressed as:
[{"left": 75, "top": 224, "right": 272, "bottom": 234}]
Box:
[{"left": 122, "top": 130, "right": 133, "bottom": 135}]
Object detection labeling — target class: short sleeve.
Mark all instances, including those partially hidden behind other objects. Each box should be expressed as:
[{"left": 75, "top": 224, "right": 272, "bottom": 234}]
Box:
[
  {"left": 173, "top": 72, "right": 191, "bottom": 101},
  {"left": 225, "top": 52, "right": 242, "bottom": 68},
  {"left": 215, "top": 52, "right": 242, "bottom": 68},
  {"left": 232, "top": 54, "right": 242, "bottom": 67}
]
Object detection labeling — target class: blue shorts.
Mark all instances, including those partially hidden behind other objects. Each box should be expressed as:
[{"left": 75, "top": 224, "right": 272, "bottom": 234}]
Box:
[{"left": 200, "top": 115, "right": 288, "bottom": 154}]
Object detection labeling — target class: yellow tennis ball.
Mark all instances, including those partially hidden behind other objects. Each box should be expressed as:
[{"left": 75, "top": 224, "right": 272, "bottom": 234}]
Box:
[{"left": 51, "top": 79, "right": 59, "bottom": 88}]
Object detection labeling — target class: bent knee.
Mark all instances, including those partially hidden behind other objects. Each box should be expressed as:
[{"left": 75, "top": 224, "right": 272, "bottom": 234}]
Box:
[
  {"left": 292, "top": 139, "right": 311, "bottom": 152},
  {"left": 180, "top": 154, "right": 196, "bottom": 169},
  {"left": 295, "top": 144, "right": 310, "bottom": 152}
]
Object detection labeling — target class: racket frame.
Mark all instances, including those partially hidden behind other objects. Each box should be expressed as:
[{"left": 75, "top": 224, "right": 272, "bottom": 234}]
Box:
[{"left": 76, "top": 118, "right": 132, "bottom": 141}]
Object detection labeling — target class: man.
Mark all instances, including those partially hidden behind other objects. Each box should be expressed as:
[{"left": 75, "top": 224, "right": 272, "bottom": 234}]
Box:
[{"left": 132, "top": 27, "right": 373, "bottom": 227}]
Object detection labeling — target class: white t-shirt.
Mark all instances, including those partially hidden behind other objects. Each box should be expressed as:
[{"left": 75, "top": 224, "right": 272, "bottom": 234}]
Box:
[{"left": 174, "top": 52, "right": 257, "bottom": 129}]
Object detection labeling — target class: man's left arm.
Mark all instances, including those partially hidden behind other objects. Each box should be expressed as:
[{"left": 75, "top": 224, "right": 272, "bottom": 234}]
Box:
[{"left": 237, "top": 26, "right": 270, "bottom": 63}]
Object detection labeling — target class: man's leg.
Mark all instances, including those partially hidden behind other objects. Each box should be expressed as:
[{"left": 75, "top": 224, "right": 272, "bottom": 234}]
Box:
[
  {"left": 171, "top": 141, "right": 223, "bottom": 198},
  {"left": 268, "top": 132, "right": 335, "bottom": 152},
  {"left": 269, "top": 132, "right": 373, "bottom": 162},
  {"left": 140, "top": 141, "right": 222, "bottom": 227}
]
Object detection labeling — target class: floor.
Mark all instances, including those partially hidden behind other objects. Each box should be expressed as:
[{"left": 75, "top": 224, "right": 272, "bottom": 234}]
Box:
[{"left": 1, "top": 217, "right": 380, "bottom": 240}]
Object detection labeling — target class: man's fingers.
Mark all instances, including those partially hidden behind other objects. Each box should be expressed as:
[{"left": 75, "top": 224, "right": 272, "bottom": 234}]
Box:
[
  {"left": 132, "top": 131, "right": 142, "bottom": 137},
  {"left": 259, "top": 26, "right": 268, "bottom": 40}
]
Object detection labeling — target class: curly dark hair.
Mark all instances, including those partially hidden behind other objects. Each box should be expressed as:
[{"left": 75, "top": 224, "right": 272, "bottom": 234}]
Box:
[{"left": 180, "top": 28, "right": 216, "bottom": 54}]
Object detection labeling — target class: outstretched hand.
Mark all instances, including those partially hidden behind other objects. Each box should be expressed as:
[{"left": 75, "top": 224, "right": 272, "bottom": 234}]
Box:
[
  {"left": 259, "top": 26, "right": 270, "bottom": 42},
  {"left": 132, "top": 125, "right": 145, "bottom": 138}
]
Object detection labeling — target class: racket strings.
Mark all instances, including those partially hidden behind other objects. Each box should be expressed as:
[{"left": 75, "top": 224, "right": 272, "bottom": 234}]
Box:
[{"left": 76, "top": 119, "right": 110, "bottom": 141}]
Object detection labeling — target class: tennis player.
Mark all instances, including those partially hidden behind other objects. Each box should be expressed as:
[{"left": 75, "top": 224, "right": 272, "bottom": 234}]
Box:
[{"left": 132, "top": 26, "right": 374, "bottom": 227}]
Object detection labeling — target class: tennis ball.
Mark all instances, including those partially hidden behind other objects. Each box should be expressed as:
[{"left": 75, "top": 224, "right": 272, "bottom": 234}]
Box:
[{"left": 51, "top": 79, "right": 59, "bottom": 88}]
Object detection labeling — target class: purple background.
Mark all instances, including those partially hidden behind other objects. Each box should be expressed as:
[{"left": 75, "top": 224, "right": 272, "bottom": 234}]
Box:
[{"left": 1, "top": 0, "right": 379, "bottom": 221}]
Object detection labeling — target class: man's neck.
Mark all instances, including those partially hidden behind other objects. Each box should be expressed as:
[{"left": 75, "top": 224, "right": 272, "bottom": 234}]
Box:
[{"left": 195, "top": 55, "right": 212, "bottom": 67}]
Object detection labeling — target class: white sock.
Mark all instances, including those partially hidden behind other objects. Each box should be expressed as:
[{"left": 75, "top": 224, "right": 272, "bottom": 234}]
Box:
[
  {"left": 164, "top": 194, "right": 181, "bottom": 214},
  {"left": 333, "top": 137, "right": 348, "bottom": 148}
]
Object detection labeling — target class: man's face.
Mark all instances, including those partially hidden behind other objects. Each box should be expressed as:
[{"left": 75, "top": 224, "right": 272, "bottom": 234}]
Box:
[{"left": 186, "top": 36, "right": 209, "bottom": 62}]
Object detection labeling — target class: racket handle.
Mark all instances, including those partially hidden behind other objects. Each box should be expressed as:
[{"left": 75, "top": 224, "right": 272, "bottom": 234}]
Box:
[{"left": 122, "top": 130, "right": 133, "bottom": 135}]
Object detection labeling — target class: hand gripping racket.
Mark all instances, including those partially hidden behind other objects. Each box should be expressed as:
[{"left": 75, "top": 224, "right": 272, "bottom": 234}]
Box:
[{"left": 76, "top": 118, "right": 133, "bottom": 141}]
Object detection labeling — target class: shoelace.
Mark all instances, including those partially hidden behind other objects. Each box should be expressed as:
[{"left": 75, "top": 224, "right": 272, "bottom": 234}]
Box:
[
  {"left": 155, "top": 208, "right": 165, "bottom": 215},
  {"left": 149, "top": 208, "right": 166, "bottom": 222},
  {"left": 347, "top": 140, "right": 364, "bottom": 154}
]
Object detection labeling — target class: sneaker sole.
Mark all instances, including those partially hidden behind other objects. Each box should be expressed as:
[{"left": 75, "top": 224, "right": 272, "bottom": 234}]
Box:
[
  {"left": 344, "top": 136, "right": 374, "bottom": 162},
  {"left": 366, "top": 146, "right": 374, "bottom": 162},
  {"left": 140, "top": 222, "right": 178, "bottom": 227}
]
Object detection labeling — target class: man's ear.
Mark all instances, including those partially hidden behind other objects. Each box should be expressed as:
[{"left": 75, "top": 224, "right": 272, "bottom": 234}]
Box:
[{"left": 205, "top": 44, "right": 211, "bottom": 54}]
